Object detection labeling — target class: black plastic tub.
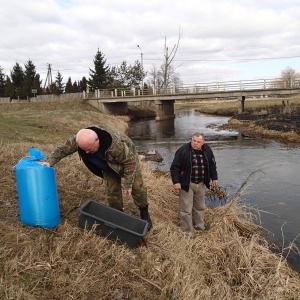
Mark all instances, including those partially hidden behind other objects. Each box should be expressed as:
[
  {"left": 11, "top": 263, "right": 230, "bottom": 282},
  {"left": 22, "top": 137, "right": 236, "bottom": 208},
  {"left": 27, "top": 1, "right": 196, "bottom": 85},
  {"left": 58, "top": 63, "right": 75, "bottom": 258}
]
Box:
[{"left": 78, "top": 200, "right": 148, "bottom": 248}]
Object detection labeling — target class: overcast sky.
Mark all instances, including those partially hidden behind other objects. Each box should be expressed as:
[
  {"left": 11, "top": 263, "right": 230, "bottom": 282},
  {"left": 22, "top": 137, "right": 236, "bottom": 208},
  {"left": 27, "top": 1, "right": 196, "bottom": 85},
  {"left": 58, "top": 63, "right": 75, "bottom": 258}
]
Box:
[{"left": 1, "top": 0, "right": 300, "bottom": 87}]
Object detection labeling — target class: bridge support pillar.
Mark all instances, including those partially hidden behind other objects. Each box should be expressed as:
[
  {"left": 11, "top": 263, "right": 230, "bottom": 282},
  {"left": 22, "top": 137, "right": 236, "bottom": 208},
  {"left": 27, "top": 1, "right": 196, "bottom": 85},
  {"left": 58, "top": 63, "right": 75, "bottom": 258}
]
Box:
[
  {"left": 102, "top": 102, "right": 128, "bottom": 115},
  {"left": 155, "top": 100, "right": 175, "bottom": 121},
  {"left": 88, "top": 100, "right": 128, "bottom": 115},
  {"left": 238, "top": 96, "right": 245, "bottom": 114}
]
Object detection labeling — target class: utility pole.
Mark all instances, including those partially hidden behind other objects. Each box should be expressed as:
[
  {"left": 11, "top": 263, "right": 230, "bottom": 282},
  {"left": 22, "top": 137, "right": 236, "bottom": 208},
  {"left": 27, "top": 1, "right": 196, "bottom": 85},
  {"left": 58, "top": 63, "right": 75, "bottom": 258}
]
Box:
[
  {"left": 137, "top": 45, "right": 143, "bottom": 94},
  {"left": 44, "top": 63, "right": 53, "bottom": 89}
]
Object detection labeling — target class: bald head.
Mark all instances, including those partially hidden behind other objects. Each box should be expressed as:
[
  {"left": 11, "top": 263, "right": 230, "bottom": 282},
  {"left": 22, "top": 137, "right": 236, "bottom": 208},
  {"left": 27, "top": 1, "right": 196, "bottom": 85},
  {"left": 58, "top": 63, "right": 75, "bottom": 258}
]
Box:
[{"left": 76, "top": 129, "right": 99, "bottom": 153}]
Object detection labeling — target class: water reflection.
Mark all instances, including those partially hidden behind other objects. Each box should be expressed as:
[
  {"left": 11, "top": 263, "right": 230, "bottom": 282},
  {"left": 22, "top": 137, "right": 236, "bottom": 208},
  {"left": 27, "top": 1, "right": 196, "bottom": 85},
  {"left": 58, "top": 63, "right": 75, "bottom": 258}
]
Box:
[
  {"left": 128, "top": 120, "right": 153, "bottom": 140},
  {"left": 156, "top": 120, "right": 175, "bottom": 138},
  {"left": 129, "top": 108, "right": 237, "bottom": 144}
]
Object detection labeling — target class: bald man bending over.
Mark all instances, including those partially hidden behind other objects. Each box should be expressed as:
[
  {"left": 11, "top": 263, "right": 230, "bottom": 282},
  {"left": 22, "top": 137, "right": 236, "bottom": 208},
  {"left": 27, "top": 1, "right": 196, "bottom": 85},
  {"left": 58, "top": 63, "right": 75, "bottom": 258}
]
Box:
[{"left": 45, "top": 124, "right": 152, "bottom": 230}]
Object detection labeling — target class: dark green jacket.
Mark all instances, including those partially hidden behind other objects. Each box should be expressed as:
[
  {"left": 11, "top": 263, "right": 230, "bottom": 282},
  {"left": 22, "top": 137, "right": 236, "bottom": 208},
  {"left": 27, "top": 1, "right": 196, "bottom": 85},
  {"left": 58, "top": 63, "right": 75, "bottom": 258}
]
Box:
[{"left": 47, "top": 125, "right": 139, "bottom": 189}]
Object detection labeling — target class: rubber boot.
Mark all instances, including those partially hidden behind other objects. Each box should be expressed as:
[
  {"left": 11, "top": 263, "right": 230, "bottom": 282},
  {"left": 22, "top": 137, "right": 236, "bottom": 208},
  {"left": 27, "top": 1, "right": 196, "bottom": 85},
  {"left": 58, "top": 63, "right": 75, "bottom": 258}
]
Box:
[{"left": 139, "top": 205, "right": 153, "bottom": 230}]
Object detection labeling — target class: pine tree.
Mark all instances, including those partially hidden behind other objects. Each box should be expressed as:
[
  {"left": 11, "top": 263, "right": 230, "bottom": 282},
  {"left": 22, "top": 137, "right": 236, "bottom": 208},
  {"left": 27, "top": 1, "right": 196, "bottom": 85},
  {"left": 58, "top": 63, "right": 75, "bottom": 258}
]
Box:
[
  {"left": 22, "top": 75, "right": 32, "bottom": 99},
  {"left": 32, "top": 74, "right": 42, "bottom": 94},
  {"left": 88, "top": 49, "right": 110, "bottom": 91},
  {"left": 25, "top": 60, "right": 36, "bottom": 83},
  {"left": 53, "top": 71, "right": 65, "bottom": 95},
  {"left": 0, "top": 66, "right": 6, "bottom": 97},
  {"left": 79, "top": 76, "right": 88, "bottom": 92},
  {"left": 65, "top": 77, "right": 73, "bottom": 93},
  {"left": 10, "top": 62, "right": 24, "bottom": 98},
  {"left": 4, "top": 76, "right": 14, "bottom": 99},
  {"left": 72, "top": 81, "right": 79, "bottom": 92},
  {"left": 22, "top": 60, "right": 38, "bottom": 98}
]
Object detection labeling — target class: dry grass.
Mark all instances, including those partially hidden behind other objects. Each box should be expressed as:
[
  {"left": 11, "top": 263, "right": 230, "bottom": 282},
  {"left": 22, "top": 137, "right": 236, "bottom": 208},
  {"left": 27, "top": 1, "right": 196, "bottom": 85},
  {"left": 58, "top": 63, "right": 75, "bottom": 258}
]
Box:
[
  {"left": 225, "top": 119, "right": 300, "bottom": 144},
  {"left": 176, "top": 96, "right": 300, "bottom": 116},
  {"left": 176, "top": 96, "right": 300, "bottom": 144},
  {"left": 1, "top": 100, "right": 300, "bottom": 299}
]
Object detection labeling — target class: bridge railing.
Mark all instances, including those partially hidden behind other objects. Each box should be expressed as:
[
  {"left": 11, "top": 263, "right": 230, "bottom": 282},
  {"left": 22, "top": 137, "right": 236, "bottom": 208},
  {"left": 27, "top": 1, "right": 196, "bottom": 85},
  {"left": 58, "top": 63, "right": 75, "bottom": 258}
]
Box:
[
  {"left": 84, "top": 77, "right": 300, "bottom": 99},
  {"left": 177, "top": 78, "right": 300, "bottom": 94}
]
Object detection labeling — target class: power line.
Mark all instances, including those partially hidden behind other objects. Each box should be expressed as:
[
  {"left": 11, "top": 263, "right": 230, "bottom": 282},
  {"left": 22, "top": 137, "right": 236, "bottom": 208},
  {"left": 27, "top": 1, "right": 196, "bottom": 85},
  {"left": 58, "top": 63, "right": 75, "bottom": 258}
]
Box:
[
  {"left": 143, "top": 55, "right": 300, "bottom": 63},
  {"left": 0, "top": 50, "right": 19, "bottom": 61},
  {"left": 1, "top": 44, "right": 300, "bottom": 75}
]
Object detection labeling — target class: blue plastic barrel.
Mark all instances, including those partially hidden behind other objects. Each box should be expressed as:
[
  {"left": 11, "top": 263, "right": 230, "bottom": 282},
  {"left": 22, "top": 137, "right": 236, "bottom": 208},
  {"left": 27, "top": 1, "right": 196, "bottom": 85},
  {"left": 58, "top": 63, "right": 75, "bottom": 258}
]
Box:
[{"left": 15, "top": 148, "right": 60, "bottom": 228}]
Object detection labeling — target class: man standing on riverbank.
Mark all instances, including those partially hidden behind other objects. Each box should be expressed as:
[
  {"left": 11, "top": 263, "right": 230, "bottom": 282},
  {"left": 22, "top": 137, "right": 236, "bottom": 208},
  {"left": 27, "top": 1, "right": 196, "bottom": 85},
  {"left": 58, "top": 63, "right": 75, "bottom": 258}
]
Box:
[
  {"left": 170, "top": 132, "right": 218, "bottom": 237},
  {"left": 44, "top": 125, "right": 152, "bottom": 230}
]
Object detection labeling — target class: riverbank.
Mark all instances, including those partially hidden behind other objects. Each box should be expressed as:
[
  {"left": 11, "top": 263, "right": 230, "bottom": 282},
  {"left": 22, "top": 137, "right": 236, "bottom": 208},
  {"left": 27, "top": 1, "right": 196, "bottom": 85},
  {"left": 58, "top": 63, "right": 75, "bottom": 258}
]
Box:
[
  {"left": 1, "top": 100, "right": 300, "bottom": 299},
  {"left": 175, "top": 96, "right": 300, "bottom": 144}
]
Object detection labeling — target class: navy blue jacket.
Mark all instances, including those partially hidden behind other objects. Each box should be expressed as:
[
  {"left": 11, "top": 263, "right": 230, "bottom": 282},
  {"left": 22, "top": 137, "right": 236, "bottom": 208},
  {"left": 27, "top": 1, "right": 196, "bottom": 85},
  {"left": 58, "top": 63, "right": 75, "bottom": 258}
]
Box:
[{"left": 170, "top": 142, "right": 218, "bottom": 192}]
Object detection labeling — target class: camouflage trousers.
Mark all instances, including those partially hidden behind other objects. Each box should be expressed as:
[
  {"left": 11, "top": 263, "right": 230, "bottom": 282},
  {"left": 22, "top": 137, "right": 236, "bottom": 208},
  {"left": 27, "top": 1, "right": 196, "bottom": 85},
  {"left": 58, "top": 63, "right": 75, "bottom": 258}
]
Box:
[{"left": 103, "top": 167, "right": 148, "bottom": 210}]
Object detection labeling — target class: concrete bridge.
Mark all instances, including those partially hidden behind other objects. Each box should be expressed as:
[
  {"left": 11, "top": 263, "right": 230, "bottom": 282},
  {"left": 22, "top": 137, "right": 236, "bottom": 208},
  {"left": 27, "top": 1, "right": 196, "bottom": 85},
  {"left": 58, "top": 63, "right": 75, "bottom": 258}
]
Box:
[{"left": 85, "top": 78, "right": 300, "bottom": 120}]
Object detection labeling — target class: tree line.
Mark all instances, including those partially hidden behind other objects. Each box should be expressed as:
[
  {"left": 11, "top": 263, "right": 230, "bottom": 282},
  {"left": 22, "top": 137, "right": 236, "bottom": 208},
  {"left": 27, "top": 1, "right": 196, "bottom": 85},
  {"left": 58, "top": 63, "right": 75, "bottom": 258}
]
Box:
[
  {"left": 1, "top": 41, "right": 298, "bottom": 100},
  {"left": 0, "top": 29, "right": 184, "bottom": 100},
  {"left": 0, "top": 48, "right": 149, "bottom": 99},
  {"left": 0, "top": 33, "right": 185, "bottom": 101}
]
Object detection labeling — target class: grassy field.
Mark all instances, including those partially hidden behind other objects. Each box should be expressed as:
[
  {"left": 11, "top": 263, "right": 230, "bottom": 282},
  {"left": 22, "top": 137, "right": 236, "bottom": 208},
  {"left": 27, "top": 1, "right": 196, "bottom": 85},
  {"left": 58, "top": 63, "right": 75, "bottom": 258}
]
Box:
[{"left": 1, "top": 100, "right": 300, "bottom": 299}]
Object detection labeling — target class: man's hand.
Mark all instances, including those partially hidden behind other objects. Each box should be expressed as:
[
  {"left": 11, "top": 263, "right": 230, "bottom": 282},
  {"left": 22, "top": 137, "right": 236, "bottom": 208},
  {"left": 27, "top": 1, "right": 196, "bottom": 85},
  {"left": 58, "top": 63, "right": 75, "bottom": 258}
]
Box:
[
  {"left": 123, "top": 188, "right": 132, "bottom": 197},
  {"left": 37, "top": 161, "right": 51, "bottom": 167},
  {"left": 211, "top": 180, "right": 218, "bottom": 187},
  {"left": 173, "top": 183, "right": 181, "bottom": 190}
]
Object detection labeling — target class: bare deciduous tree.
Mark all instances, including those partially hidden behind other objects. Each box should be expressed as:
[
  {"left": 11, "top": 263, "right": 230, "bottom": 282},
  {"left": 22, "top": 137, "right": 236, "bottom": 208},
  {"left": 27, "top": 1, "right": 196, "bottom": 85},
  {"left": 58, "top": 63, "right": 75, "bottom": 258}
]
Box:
[
  {"left": 148, "top": 27, "right": 183, "bottom": 91},
  {"left": 161, "top": 26, "right": 183, "bottom": 91},
  {"left": 281, "top": 67, "right": 300, "bottom": 88},
  {"left": 149, "top": 64, "right": 162, "bottom": 89}
]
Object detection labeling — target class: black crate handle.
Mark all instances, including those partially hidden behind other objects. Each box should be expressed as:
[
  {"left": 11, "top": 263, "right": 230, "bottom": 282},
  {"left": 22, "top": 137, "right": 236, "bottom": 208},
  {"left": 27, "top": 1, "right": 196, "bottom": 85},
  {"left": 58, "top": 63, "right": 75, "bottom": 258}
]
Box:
[{"left": 104, "top": 222, "right": 117, "bottom": 229}]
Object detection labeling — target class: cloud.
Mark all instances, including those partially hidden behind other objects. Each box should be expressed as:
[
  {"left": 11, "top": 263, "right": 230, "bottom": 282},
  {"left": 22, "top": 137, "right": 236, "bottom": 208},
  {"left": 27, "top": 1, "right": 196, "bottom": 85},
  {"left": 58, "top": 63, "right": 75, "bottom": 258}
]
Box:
[{"left": 1, "top": 0, "right": 300, "bottom": 85}]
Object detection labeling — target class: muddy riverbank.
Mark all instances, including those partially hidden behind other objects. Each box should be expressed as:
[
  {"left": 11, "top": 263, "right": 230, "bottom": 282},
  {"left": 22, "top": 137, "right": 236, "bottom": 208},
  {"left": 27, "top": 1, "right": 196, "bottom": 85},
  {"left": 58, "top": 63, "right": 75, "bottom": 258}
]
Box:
[{"left": 219, "top": 104, "right": 300, "bottom": 144}]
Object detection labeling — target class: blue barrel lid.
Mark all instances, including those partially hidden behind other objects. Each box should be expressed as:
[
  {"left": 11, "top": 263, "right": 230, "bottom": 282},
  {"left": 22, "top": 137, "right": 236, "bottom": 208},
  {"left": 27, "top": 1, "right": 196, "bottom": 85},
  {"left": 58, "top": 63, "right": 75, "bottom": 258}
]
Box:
[
  {"left": 15, "top": 148, "right": 47, "bottom": 170},
  {"left": 28, "top": 148, "right": 45, "bottom": 161}
]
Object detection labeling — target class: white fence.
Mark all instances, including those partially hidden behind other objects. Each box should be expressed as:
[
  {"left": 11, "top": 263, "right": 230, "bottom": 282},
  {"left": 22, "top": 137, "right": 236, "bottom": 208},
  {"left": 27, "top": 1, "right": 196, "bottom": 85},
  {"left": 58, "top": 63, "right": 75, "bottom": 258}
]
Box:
[
  {"left": 0, "top": 92, "right": 84, "bottom": 104},
  {"left": 88, "top": 78, "right": 300, "bottom": 99},
  {"left": 0, "top": 97, "right": 10, "bottom": 103},
  {"left": 1, "top": 78, "right": 300, "bottom": 104}
]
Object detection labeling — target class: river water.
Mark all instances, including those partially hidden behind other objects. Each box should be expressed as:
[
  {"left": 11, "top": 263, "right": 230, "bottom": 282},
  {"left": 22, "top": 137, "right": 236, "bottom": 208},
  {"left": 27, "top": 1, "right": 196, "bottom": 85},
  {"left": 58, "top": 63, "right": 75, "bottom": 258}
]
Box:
[{"left": 128, "top": 108, "right": 300, "bottom": 272}]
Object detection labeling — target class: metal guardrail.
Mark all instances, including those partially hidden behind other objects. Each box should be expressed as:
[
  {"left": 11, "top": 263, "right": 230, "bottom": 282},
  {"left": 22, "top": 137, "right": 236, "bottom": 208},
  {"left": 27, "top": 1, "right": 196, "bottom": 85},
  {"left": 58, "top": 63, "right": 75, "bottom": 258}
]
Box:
[{"left": 84, "top": 78, "right": 300, "bottom": 99}]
